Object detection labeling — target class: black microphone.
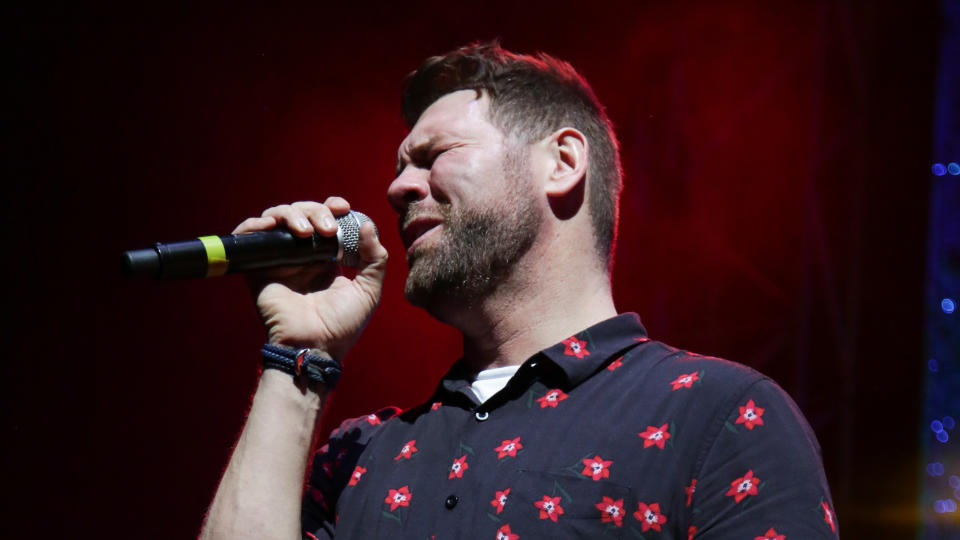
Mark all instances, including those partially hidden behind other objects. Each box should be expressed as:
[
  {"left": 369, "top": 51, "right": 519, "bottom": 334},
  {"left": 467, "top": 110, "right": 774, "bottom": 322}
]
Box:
[{"left": 123, "top": 210, "right": 376, "bottom": 279}]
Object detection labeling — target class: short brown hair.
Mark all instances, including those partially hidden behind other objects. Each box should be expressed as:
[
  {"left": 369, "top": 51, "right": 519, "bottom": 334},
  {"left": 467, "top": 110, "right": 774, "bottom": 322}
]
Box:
[{"left": 402, "top": 41, "right": 622, "bottom": 271}]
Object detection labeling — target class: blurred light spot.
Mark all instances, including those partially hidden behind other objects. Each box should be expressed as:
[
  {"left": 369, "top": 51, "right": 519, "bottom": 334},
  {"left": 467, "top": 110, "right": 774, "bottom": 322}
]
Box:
[
  {"left": 946, "top": 499, "right": 958, "bottom": 512},
  {"left": 933, "top": 163, "right": 947, "bottom": 176},
  {"left": 928, "top": 463, "right": 938, "bottom": 476},
  {"left": 935, "top": 462, "right": 945, "bottom": 475},
  {"left": 944, "top": 416, "right": 956, "bottom": 430},
  {"left": 929, "top": 358, "right": 939, "bottom": 372},
  {"left": 936, "top": 500, "right": 947, "bottom": 513},
  {"left": 937, "top": 430, "right": 950, "bottom": 443},
  {"left": 933, "top": 420, "right": 945, "bottom": 433},
  {"left": 950, "top": 475, "right": 960, "bottom": 488},
  {"left": 949, "top": 162, "right": 960, "bottom": 175},
  {"left": 943, "top": 298, "right": 956, "bottom": 314}
]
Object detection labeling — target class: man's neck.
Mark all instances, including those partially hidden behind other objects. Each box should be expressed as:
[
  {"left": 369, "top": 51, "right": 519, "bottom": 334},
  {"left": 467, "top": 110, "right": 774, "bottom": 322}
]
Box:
[{"left": 449, "top": 259, "right": 618, "bottom": 373}]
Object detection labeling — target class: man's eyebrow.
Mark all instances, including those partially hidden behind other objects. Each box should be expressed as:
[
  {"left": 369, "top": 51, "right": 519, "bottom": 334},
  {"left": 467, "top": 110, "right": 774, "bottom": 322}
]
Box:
[{"left": 395, "top": 135, "right": 441, "bottom": 176}]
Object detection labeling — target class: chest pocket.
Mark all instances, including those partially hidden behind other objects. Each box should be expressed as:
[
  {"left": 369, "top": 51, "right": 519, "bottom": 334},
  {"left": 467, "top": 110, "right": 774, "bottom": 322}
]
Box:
[{"left": 492, "top": 469, "right": 631, "bottom": 539}]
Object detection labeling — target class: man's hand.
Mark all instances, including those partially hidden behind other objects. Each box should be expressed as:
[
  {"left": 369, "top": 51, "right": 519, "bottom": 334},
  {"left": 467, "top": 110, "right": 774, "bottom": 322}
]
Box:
[
  {"left": 233, "top": 197, "right": 388, "bottom": 360},
  {"left": 201, "top": 197, "right": 386, "bottom": 540}
]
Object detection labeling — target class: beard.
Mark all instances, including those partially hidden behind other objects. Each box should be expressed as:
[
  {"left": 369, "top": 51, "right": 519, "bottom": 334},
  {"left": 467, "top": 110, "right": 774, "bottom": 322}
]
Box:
[{"left": 403, "top": 149, "right": 541, "bottom": 309}]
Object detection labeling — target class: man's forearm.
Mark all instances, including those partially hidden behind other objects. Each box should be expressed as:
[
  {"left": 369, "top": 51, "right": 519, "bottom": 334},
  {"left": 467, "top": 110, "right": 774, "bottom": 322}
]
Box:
[{"left": 201, "top": 369, "right": 327, "bottom": 540}]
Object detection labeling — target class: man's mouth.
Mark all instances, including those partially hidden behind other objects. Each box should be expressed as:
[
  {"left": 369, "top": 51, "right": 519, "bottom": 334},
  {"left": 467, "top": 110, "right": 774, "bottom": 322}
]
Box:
[{"left": 401, "top": 216, "right": 444, "bottom": 250}]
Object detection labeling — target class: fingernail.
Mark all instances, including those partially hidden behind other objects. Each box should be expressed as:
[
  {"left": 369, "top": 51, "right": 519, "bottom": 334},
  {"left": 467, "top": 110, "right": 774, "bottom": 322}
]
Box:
[
  {"left": 298, "top": 218, "right": 311, "bottom": 230},
  {"left": 323, "top": 216, "right": 336, "bottom": 229}
]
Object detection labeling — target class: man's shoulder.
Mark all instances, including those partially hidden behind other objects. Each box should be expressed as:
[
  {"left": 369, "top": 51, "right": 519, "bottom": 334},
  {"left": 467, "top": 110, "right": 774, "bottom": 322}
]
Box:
[
  {"left": 327, "top": 406, "right": 403, "bottom": 443},
  {"left": 626, "top": 338, "right": 768, "bottom": 395}
]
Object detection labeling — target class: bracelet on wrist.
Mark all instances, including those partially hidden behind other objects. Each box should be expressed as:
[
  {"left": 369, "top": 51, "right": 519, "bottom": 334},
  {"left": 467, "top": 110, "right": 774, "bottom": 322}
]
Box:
[{"left": 261, "top": 343, "right": 342, "bottom": 389}]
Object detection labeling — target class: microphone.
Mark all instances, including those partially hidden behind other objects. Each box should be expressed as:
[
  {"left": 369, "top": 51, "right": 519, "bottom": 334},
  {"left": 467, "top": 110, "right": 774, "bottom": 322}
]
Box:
[{"left": 123, "top": 210, "right": 376, "bottom": 279}]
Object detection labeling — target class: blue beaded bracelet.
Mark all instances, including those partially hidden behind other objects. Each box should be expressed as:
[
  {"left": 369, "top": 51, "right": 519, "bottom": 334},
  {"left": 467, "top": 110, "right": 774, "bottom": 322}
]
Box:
[{"left": 261, "top": 343, "right": 342, "bottom": 389}]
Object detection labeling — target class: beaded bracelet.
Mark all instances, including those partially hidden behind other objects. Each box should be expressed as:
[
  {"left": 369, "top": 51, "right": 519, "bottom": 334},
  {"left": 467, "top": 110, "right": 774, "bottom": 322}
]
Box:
[{"left": 261, "top": 343, "right": 342, "bottom": 389}]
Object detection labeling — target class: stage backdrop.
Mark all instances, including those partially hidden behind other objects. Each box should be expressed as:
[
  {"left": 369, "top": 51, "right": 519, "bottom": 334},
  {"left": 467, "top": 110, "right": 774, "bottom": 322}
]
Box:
[{"left": 7, "top": 2, "right": 938, "bottom": 537}]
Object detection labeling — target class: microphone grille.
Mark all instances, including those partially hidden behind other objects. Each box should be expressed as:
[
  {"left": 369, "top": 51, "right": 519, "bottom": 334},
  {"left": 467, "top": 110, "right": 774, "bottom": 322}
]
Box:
[{"left": 336, "top": 210, "right": 376, "bottom": 267}]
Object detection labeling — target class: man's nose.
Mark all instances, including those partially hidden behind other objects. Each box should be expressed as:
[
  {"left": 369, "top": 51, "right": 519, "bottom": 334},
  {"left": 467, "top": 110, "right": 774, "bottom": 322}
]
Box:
[{"left": 387, "top": 167, "right": 430, "bottom": 214}]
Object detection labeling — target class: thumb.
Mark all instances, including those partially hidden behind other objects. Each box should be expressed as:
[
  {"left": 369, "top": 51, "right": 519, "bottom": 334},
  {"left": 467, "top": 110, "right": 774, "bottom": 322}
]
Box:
[{"left": 352, "top": 221, "right": 388, "bottom": 298}]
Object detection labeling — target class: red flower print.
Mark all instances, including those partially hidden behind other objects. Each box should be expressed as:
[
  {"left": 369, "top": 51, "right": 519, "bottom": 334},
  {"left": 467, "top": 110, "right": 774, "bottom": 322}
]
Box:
[
  {"left": 348, "top": 465, "right": 366, "bottom": 486},
  {"left": 607, "top": 356, "right": 623, "bottom": 371},
  {"left": 670, "top": 372, "right": 700, "bottom": 390},
  {"left": 490, "top": 488, "right": 510, "bottom": 514},
  {"left": 688, "top": 525, "right": 697, "bottom": 540},
  {"left": 496, "top": 524, "right": 519, "bottom": 540},
  {"left": 394, "top": 440, "right": 418, "bottom": 460},
  {"left": 431, "top": 401, "right": 442, "bottom": 410},
  {"left": 495, "top": 437, "right": 523, "bottom": 459},
  {"left": 536, "top": 389, "right": 568, "bottom": 408},
  {"left": 384, "top": 486, "right": 411, "bottom": 511},
  {"left": 534, "top": 495, "right": 564, "bottom": 522},
  {"left": 725, "top": 470, "right": 760, "bottom": 502},
  {"left": 581, "top": 455, "right": 613, "bottom": 481},
  {"left": 755, "top": 528, "right": 786, "bottom": 540},
  {"left": 366, "top": 413, "right": 381, "bottom": 425},
  {"left": 638, "top": 424, "right": 671, "bottom": 449},
  {"left": 821, "top": 501, "right": 836, "bottom": 532},
  {"left": 562, "top": 336, "right": 590, "bottom": 358},
  {"left": 449, "top": 455, "right": 468, "bottom": 479},
  {"left": 735, "top": 399, "right": 765, "bottom": 430},
  {"left": 595, "top": 496, "right": 625, "bottom": 527},
  {"left": 633, "top": 502, "right": 667, "bottom": 532},
  {"left": 685, "top": 478, "right": 697, "bottom": 506},
  {"left": 310, "top": 487, "right": 327, "bottom": 509}
]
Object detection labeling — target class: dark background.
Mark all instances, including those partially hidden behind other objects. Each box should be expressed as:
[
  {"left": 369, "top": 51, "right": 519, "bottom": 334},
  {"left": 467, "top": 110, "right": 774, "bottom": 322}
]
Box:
[{"left": 8, "top": 1, "right": 939, "bottom": 537}]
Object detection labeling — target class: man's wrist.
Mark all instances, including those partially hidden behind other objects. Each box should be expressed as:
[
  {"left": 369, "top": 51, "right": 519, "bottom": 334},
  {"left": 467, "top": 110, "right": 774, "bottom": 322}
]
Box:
[{"left": 261, "top": 343, "right": 342, "bottom": 389}]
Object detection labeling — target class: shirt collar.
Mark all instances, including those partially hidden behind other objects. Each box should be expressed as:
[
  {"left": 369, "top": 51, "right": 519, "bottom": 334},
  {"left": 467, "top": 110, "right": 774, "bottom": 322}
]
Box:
[
  {"left": 435, "top": 313, "right": 649, "bottom": 401},
  {"left": 539, "top": 312, "right": 648, "bottom": 386}
]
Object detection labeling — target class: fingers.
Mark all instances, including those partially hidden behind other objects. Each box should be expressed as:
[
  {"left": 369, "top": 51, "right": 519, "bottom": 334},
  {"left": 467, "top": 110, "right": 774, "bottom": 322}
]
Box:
[
  {"left": 252, "top": 199, "right": 351, "bottom": 238},
  {"left": 232, "top": 216, "right": 276, "bottom": 234}
]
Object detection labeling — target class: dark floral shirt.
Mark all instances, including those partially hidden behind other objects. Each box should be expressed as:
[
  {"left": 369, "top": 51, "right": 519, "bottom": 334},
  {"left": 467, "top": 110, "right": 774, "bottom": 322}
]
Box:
[{"left": 302, "top": 313, "right": 837, "bottom": 539}]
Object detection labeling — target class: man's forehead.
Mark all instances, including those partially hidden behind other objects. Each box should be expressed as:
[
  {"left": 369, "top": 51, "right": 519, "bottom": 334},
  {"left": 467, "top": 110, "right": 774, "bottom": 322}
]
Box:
[{"left": 399, "top": 90, "right": 490, "bottom": 152}]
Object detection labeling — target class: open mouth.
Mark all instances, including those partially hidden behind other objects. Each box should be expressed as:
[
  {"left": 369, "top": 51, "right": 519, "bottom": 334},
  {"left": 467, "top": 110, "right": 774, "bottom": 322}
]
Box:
[{"left": 401, "top": 216, "right": 443, "bottom": 250}]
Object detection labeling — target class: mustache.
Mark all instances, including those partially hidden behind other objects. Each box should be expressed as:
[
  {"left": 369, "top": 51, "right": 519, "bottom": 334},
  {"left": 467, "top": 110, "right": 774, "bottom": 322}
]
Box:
[{"left": 399, "top": 202, "right": 450, "bottom": 230}]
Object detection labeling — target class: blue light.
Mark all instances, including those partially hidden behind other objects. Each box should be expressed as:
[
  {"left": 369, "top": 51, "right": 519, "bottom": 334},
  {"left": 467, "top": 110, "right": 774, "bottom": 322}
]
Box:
[
  {"left": 946, "top": 499, "right": 958, "bottom": 512},
  {"left": 949, "top": 162, "right": 960, "bottom": 175},
  {"left": 936, "top": 500, "right": 947, "bottom": 513},
  {"left": 944, "top": 416, "right": 956, "bottom": 430},
  {"left": 935, "top": 462, "right": 946, "bottom": 475},
  {"left": 929, "top": 358, "right": 940, "bottom": 372},
  {"left": 928, "top": 463, "right": 939, "bottom": 476},
  {"left": 950, "top": 475, "right": 960, "bottom": 488},
  {"left": 943, "top": 298, "right": 956, "bottom": 314},
  {"left": 933, "top": 163, "right": 947, "bottom": 176},
  {"left": 933, "top": 420, "right": 945, "bottom": 433},
  {"left": 937, "top": 430, "right": 950, "bottom": 443}
]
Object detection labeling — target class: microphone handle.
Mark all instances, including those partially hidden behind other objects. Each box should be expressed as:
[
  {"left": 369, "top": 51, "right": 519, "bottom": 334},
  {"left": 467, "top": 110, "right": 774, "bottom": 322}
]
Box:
[{"left": 124, "top": 229, "right": 342, "bottom": 279}]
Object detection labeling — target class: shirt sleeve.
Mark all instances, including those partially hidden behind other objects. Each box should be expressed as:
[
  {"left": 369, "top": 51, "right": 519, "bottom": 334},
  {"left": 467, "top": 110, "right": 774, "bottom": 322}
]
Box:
[
  {"left": 688, "top": 378, "right": 838, "bottom": 539},
  {"left": 301, "top": 407, "right": 402, "bottom": 540}
]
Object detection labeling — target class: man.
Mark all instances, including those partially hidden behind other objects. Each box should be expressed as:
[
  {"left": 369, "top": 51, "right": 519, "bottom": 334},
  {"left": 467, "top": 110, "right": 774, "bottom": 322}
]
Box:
[{"left": 201, "top": 42, "right": 837, "bottom": 539}]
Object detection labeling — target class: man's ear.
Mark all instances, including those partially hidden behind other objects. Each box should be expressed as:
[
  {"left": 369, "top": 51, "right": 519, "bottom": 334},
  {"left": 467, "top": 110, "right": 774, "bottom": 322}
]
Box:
[{"left": 544, "top": 127, "right": 589, "bottom": 198}]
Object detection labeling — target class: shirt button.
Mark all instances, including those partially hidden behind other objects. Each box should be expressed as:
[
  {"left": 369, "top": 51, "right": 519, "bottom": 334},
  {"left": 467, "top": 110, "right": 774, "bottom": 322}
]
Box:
[
  {"left": 445, "top": 494, "right": 459, "bottom": 509},
  {"left": 475, "top": 411, "right": 489, "bottom": 421}
]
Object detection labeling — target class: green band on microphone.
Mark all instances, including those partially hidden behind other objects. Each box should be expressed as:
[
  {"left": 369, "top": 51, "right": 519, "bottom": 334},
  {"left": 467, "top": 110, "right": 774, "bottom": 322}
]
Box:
[{"left": 198, "top": 235, "right": 228, "bottom": 277}]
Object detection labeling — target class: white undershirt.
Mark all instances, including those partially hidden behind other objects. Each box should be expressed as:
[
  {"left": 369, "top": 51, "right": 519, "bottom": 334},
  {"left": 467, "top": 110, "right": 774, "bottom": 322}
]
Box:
[{"left": 468, "top": 365, "right": 521, "bottom": 403}]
